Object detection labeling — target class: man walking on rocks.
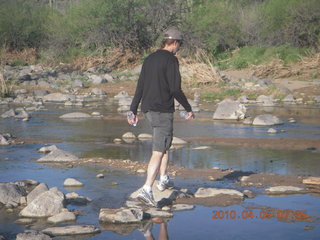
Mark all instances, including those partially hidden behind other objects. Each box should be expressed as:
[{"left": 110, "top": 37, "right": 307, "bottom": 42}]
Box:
[{"left": 128, "top": 28, "right": 195, "bottom": 207}]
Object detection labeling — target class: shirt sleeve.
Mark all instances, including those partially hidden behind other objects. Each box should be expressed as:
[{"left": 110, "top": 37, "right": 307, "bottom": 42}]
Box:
[
  {"left": 130, "top": 66, "right": 144, "bottom": 115},
  {"left": 166, "top": 56, "right": 192, "bottom": 112}
]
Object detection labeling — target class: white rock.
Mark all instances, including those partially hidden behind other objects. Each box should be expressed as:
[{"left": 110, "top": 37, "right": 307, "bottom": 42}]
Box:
[
  {"left": 252, "top": 114, "right": 284, "bottom": 126},
  {"left": 63, "top": 178, "right": 84, "bottom": 187},
  {"left": 267, "top": 128, "right": 278, "bottom": 134},
  {"left": 172, "top": 137, "right": 187, "bottom": 145},
  {"left": 265, "top": 186, "right": 305, "bottom": 195},
  {"left": 172, "top": 204, "right": 195, "bottom": 211},
  {"left": 213, "top": 100, "right": 246, "bottom": 120},
  {"left": 137, "top": 133, "right": 152, "bottom": 140},
  {"left": 27, "top": 183, "right": 49, "bottom": 204},
  {"left": 16, "top": 230, "right": 51, "bottom": 240},
  {"left": 122, "top": 132, "right": 136, "bottom": 139},
  {"left": 47, "top": 211, "right": 76, "bottom": 224},
  {"left": 99, "top": 208, "right": 145, "bottom": 223},
  {"left": 38, "top": 145, "right": 58, "bottom": 153}
]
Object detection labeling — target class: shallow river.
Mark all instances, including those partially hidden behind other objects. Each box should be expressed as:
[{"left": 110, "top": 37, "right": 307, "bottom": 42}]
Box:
[{"left": 0, "top": 103, "right": 319, "bottom": 240}]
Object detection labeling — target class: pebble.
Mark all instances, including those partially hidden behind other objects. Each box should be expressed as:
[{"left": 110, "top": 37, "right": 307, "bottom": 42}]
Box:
[
  {"left": 136, "top": 169, "right": 146, "bottom": 174},
  {"left": 96, "top": 174, "right": 104, "bottom": 178}
]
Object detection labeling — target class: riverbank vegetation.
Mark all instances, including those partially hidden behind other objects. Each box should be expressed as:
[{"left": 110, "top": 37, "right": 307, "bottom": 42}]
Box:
[{"left": 0, "top": 0, "right": 319, "bottom": 70}]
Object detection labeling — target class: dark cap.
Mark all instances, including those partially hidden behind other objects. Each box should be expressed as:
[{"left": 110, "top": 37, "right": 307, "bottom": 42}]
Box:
[{"left": 163, "top": 28, "right": 183, "bottom": 41}]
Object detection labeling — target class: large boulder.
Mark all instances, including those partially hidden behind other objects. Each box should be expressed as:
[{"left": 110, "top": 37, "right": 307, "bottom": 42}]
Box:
[
  {"left": 252, "top": 114, "right": 284, "bottom": 126},
  {"left": 99, "top": 208, "right": 145, "bottom": 223},
  {"left": 26, "top": 183, "right": 49, "bottom": 204},
  {"left": 1, "top": 109, "right": 16, "bottom": 118},
  {"left": 256, "top": 95, "right": 275, "bottom": 106},
  {"left": 37, "top": 149, "right": 79, "bottom": 163},
  {"left": 0, "top": 183, "right": 27, "bottom": 207},
  {"left": 213, "top": 100, "right": 246, "bottom": 120},
  {"left": 19, "top": 187, "right": 65, "bottom": 218}
]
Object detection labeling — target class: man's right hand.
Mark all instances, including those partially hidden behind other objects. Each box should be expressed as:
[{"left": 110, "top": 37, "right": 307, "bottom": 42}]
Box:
[{"left": 186, "top": 111, "right": 195, "bottom": 120}]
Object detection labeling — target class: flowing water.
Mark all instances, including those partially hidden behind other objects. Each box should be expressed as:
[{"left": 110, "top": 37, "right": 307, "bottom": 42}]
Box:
[{"left": 0, "top": 104, "right": 319, "bottom": 239}]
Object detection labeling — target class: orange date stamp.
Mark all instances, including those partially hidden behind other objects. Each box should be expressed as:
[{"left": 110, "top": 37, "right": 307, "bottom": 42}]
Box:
[{"left": 212, "top": 209, "right": 309, "bottom": 220}]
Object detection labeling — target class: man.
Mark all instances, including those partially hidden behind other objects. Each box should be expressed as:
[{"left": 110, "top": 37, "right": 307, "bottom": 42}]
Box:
[{"left": 128, "top": 28, "right": 195, "bottom": 207}]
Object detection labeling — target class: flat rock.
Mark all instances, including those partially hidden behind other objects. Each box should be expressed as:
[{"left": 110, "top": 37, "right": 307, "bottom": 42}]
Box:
[
  {"left": 99, "top": 208, "right": 146, "bottom": 223},
  {"left": 172, "top": 204, "right": 195, "bottom": 211},
  {"left": 138, "top": 133, "right": 152, "bottom": 140},
  {"left": 42, "top": 225, "right": 100, "bottom": 237},
  {"left": 265, "top": 186, "right": 305, "bottom": 195},
  {"left": 252, "top": 114, "right": 284, "bottom": 126},
  {"left": 195, "top": 188, "right": 244, "bottom": 198},
  {"left": 37, "top": 149, "right": 79, "bottom": 162},
  {"left": 59, "top": 112, "right": 91, "bottom": 119},
  {"left": 42, "top": 93, "right": 71, "bottom": 102},
  {"left": 1, "top": 109, "right": 16, "bottom": 118},
  {"left": 303, "top": 177, "right": 320, "bottom": 185},
  {"left": 145, "top": 209, "right": 173, "bottom": 218}
]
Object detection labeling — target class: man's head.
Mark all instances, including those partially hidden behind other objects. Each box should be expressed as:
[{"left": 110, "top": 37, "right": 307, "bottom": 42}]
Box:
[{"left": 161, "top": 28, "right": 183, "bottom": 54}]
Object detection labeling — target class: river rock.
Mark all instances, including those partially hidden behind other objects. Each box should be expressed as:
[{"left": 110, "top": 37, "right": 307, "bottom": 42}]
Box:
[
  {"left": 256, "top": 95, "right": 275, "bottom": 106},
  {"left": 314, "top": 96, "right": 320, "bottom": 103},
  {"left": 89, "top": 75, "right": 107, "bottom": 84},
  {"left": 171, "top": 204, "right": 195, "bottom": 211},
  {"left": 63, "top": 178, "right": 84, "bottom": 187},
  {"left": 213, "top": 100, "right": 246, "bottom": 120},
  {"left": 0, "top": 134, "right": 9, "bottom": 145},
  {"left": 267, "top": 128, "right": 278, "bottom": 134},
  {"left": 283, "top": 95, "right": 296, "bottom": 102},
  {"left": 145, "top": 209, "right": 173, "bottom": 218},
  {"left": 194, "top": 188, "right": 244, "bottom": 198},
  {"left": 114, "top": 91, "right": 129, "bottom": 100},
  {"left": 122, "top": 132, "right": 136, "bottom": 139},
  {"left": 91, "top": 88, "right": 107, "bottom": 96},
  {"left": 42, "top": 93, "right": 71, "bottom": 102},
  {"left": 15, "top": 110, "right": 29, "bottom": 119},
  {"left": 37, "top": 149, "right": 79, "bottom": 162},
  {"left": 252, "top": 114, "right": 284, "bottom": 126},
  {"left": 138, "top": 133, "right": 152, "bottom": 140},
  {"left": 27, "top": 183, "right": 49, "bottom": 204},
  {"left": 118, "top": 97, "right": 132, "bottom": 106},
  {"left": 38, "top": 145, "right": 58, "bottom": 153},
  {"left": 99, "top": 208, "right": 146, "bottom": 223},
  {"left": 117, "top": 105, "right": 130, "bottom": 112},
  {"left": 16, "top": 230, "right": 51, "bottom": 240},
  {"left": 71, "top": 80, "right": 83, "bottom": 88},
  {"left": 33, "top": 90, "right": 50, "bottom": 98},
  {"left": 19, "top": 187, "right": 65, "bottom": 217},
  {"left": 42, "top": 225, "right": 100, "bottom": 237},
  {"left": 265, "top": 186, "right": 305, "bottom": 195},
  {"left": 0, "top": 183, "right": 27, "bottom": 207},
  {"left": 47, "top": 210, "right": 76, "bottom": 224},
  {"left": 1, "top": 109, "right": 16, "bottom": 118},
  {"left": 303, "top": 177, "right": 320, "bottom": 185},
  {"left": 59, "top": 112, "right": 91, "bottom": 119},
  {"left": 172, "top": 137, "right": 187, "bottom": 145},
  {"left": 65, "top": 192, "right": 92, "bottom": 205}
]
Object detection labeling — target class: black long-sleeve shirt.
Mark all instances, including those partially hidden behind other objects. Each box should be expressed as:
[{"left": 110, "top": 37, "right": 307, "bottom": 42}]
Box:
[{"left": 130, "top": 49, "right": 192, "bottom": 115}]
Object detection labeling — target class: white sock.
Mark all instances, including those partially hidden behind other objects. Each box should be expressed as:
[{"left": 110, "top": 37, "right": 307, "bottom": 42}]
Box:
[
  {"left": 143, "top": 185, "right": 152, "bottom": 193},
  {"left": 160, "top": 175, "right": 169, "bottom": 182}
]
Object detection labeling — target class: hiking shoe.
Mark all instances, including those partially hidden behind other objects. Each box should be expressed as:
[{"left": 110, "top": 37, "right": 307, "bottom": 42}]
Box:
[
  {"left": 137, "top": 188, "right": 158, "bottom": 207},
  {"left": 157, "top": 177, "right": 174, "bottom": 191}
]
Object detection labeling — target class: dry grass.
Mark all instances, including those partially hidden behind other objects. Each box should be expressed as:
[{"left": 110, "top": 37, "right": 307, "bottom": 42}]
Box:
[
  {"left": 0, "top": 48, "right": 38, "bottom": 65},
  {"left": 0, "top": 72, "right": 9, "bottom": 97},
  {"left": 70, "top": 48, "right": 140, "bottom": 71},
  {"left": 252, "top": 53, "right": 320, "bottom": 79},
  {"left": 179, "top": 49, "right": 223, "bottom": 87}
]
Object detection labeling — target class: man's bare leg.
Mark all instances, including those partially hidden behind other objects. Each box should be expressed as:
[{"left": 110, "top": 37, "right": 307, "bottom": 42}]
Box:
[
  {"left": 159, "top": 151, "right": 169, "bottom": 177},
  {"left": 145, "top": 151, "right": 164, "bottom": 188}
]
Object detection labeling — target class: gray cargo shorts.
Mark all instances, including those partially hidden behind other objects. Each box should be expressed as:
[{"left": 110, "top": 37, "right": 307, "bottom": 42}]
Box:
[{"left": 144, "top": 111, "right": 173, "bottom": 153}]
